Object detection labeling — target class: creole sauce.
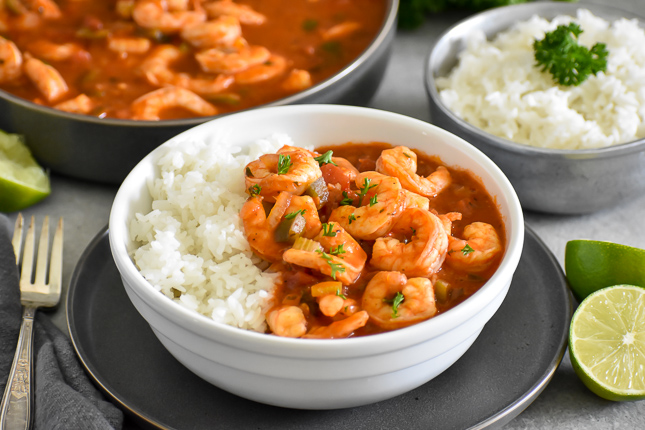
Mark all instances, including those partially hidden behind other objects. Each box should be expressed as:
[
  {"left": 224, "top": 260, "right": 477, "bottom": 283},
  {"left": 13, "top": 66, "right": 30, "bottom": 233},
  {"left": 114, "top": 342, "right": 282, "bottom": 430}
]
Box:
[
  {"left": 271, "top": 143, "right": 506, "bottom": 337},
  {"left": 0, "top": 0, "right": 387, "bottom": 120}
]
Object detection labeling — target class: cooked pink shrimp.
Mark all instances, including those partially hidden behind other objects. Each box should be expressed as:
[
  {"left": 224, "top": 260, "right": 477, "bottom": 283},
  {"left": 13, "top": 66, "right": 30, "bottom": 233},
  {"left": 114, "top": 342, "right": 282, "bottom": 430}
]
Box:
[
  {"left": 139, "top": 45, "right": 184, "bottom": 85},
  {"left": 180, "top": 16, "right": 242, "bottom": 49},
  {"left": 403, "top": 189, "right": 430, "bottom": 210},
  {"left": 362, "top": 271, "right": 437, "bottom": 330},
  {"left": 131, "top": 86, "right": 217, "bottom": 120},
  {"left": 376, "top": 146, "right": 451, "bottom": 198},
  {"left": 437, "top": 211, "right": 462, "bottom": 236},
  {"left": 205, "top": 0, "right": 266, "bottom": 25},
  {"left": 284, "top": 193, "right": 322, "bottom": 239},
  {"left": 234, "top": 54, "right": 287, "bottom": 84},
  {"left": 321, "top": 21, "right": 361, "bottom": 41},
  {"left": 370, "top": 207, "right": 448, "bottom": 278},
  {"left": 195, "top": 45, "right": 270, "bottom": 74},
  {"left": 303, "top": 310, "right": 369, "bottom": 339},
  {"left": 26, "top": 40, "right": 88, "bottom": 62},
  {"left": 267, "top": 305, "right": 307, "bottom": 338},
  {"left": 240, "top": 194, "right": 292, "bottom": 262},
  {"left": 107, "top": 36, "right": 152, "bottom": 54},
  {"left": 329, "top": 171, "right": 405, "bottom": 240},
  {"left": 282, "top": 69, "right": 312, "bottom": 92},
  {"left": 182, "top": 74, "right": 234, "bottom": 96},
  {"left": 132, "top": 0, "right": 206, "bottom": 33},
  {"left": 53, "top": 94, "right": 93, "bottom": 114},
  {"left": 317, "top": 294, "right": 358, "bottom": 317},
  {"left": 0, "top": 37, "right": 22, "bottom": 83},
  {"left": 23, "top": 53, "right": 68, "bottom": 102},
  {"left": 244, "top": 149, "right": 322, "bottom": 203},
  {"left": 446, "top": 222, "right": 502, "bottom": 273},
  {"left": 10, "top": 0, "right": 61, "bottom": 19},
  {"left": 282, "top": 222, "right": 367, "bottom": 285}
]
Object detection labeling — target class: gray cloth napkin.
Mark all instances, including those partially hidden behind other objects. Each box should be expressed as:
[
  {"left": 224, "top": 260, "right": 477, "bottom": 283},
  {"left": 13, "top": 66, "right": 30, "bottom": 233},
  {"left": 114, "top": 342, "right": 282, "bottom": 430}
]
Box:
[{"left": 0, "top": 214, "right": 123, "bottom": 430}]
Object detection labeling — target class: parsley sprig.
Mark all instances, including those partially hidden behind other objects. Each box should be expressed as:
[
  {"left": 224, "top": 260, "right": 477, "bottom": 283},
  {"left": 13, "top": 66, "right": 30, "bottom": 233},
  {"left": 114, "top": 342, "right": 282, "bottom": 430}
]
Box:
[
  {"left": 277, "top": 154, "right": 292, "bottom": 174},
  {"left": 383, "top": 292, "right": 405, "bottom": 318},
  {"left": 316, "top": 250, "right": 346, "bottom": 280},
  {"left": 314, "top": 150, "right": 337, "bottom": 166},
  {"left": 533, "top": 23, "right": 608, "bottom": 87},
  {"left": 357, "top": 177, "right": 377, "bottom": 206}
]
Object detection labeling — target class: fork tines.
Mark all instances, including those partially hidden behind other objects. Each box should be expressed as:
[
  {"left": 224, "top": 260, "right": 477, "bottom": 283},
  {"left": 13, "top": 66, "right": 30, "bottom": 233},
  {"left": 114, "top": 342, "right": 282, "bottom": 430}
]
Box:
[{"left": 12, "top": 214, "right": 64, "bottom": 290}]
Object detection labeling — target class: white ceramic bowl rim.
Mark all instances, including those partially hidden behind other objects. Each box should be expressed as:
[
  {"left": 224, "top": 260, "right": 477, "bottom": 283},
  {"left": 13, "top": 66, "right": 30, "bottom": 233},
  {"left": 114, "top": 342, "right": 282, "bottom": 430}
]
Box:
[
  {"left": 0, "top": 0, "right": 398, "bottom": 126},
  {"left": 425, "top": 1, "right": 645, "bottom": 158},
  {"left": 109, "top": 104, "right": 524, "bottom": 356}
]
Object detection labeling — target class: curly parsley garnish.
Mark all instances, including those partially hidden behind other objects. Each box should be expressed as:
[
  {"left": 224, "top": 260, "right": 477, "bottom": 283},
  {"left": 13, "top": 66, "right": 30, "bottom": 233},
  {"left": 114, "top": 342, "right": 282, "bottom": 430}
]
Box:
[
  {"left": 369, "top": 194, "right": 378, "bottom": 207},
  {"left": 316, "top": 250, "right": 346, "bottom": 280},
  {"left": 284, "top": 209, "right": 305, "bottom": 220},
  {"left": 329, "top": 243, "right": 345, "bottom": 256},
  {"left": 248, "top": 184, "right": 261, "bottom": 196},
  {"left": 277, "top": 154, "right": 292, "bottom": 174},
  {"left": 461, "top": 244, "right": 475, "bottom": 256},
  {"left": 340, "top": 191, "right": 354, "bottom": 206},
  {"left": 357, "top": 177, "right": 378, "bottom": 206},
  {"left": 348, "top": 213, "right": 356, "bottom": 224},
  {"left": 533, "top": 23, "right": 608, "bottom": 86},
  {"left": 383, "top": 292, "right": 405, "bottom": 318},
  {"left": 321, "top": 223, "right": 337, "bottom": 237},
  {"left": 314, "top": 150, "right": 337, "bottom": 166}
]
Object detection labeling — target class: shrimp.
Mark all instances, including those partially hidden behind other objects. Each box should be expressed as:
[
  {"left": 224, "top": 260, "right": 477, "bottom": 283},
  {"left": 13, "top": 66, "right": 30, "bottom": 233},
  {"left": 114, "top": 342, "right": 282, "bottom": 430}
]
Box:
[
  {"left": 403, "top": 189, "right": 430, "bottom": 210},
  {"left": 282, "top": 69, "right": 312, "bottom": 92},
  {"left": 282, "top": 222, "right": 367, "bottom": 285},
  {"left": 131, "top": 86, "right": 217, "bottom": 120},
  {"left": 302, "top": 310, "right": 369, "bottom": 339},
  {"left": 234, "top": 54, "right": 287, "bottom": 84},
  {"left": 437, "top": 211, "right": 462, "bottom": 236},
  {"left": 195, "top": 45, "right": 270, "bottom": 74},
  {"left": 284, "top": 193, "right": 322, "bottom": 239},
  {"left": 107, "top": 36, "right": 152, "bottom": 54},
  {"left": 376, "top": 146, "right": 451, "bottom": 198},
  {"left": 26, "top": 40, "right": 89, "bottom": 62},
  {"left": 53, "top": 94, "right": 93, "bottom": 114},
  {"left": 240, "top": 194, "right": 294, "bottom": 262},
  {"left": 267, "top": 305, "right": 307, "bottom": 338},
  {"left": 317, "top": 294, "right": 358, "bottom": 317},
  {"left": 180, "top": 16, "right": 242, "bottom": 49},
  {"left": 370, "top": 207, "right": 448, "bottom": 278},
  {"left": 446, "top": 222, "right": 502, "bottom": 273},
  {"left": 244, "top": 148, "right": 322, "bottom": 203},
  {"left": 205, "top": 0, "right": 266, "bottom": 25},
  {"left": 0, "top": 37, "right": 22, "bottom": 83},
  {"left": 183, "top": 74, "right": 234, "bottom": 96},
  {"left": 328, "top": 171, "right": 406, "bottom": 241},
  {"left": 321, "top": 21, "right": 361, "bottom": 41},
  {"left": 23, "top": 53, "right": 68, "bottom": 102},
  {"left": 362, "top": 271, "right": 437, "bottom": 330},
  {"left": 132, "top": 0, "right": 206, "bottom": 33}
]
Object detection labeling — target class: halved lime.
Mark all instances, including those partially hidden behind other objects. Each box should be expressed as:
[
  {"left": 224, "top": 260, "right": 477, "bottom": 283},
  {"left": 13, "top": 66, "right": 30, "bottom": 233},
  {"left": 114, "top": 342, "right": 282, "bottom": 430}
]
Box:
[
  {"left": 0, "top": 130, "right": 51, "bottom": 213},
  {"left": 565, "top": 240, "right": 645, "bottom": 302},
  {"left": 569, "top": 284, "right": 645, "bottom": 401}
]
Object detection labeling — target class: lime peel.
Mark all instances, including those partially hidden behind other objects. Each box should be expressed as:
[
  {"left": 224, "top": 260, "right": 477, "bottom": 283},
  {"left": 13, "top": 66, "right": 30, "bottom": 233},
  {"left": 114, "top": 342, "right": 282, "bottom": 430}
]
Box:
[{"left": 569, "top": 284, "right": 645, "bottom": 401}]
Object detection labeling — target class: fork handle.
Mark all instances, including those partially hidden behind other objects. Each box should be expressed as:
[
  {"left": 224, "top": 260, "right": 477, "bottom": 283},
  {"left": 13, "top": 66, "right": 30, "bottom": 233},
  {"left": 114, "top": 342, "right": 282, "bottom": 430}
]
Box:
[{"left": 0, "top": 306, "right": 36, "bottom": 430}]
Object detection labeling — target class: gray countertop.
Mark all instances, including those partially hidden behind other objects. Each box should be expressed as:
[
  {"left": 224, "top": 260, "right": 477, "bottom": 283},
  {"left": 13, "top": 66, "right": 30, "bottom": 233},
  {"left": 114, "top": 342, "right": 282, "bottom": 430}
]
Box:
[{"left": 5, "top": 0, "right": 645, "bottom": 428}]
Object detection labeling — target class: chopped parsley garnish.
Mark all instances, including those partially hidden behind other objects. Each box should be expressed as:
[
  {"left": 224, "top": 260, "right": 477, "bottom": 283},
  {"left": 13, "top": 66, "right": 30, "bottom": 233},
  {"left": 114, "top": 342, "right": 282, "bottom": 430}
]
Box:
[
  {"left": 329, "top": 243, "right": 345, "bottom": 256},
  {"left": 384, "top": 292, "right": 405, "bottom": 318},
  {"left": 411, "top": 227, "right": 416, "bottom": 235},
  {"left": 340, "top": 191, "right": 354, "bottom": 206},
  {"left": 533, "top": 23, "right": 608, "bottom": 86},
  {"left": 316, "top": 250, "right": 346, "bottom": 280},
  {"left": 314, "top": 150, "right": 337, "bottom": 166},
  {"left": 321, "top": 223, "right": 337, "bottom": 237},
  {"left": 302, "top": 18, "right": 318, "bottom": 32},
  {"left": 348, "top": 213, "right": 356, "bottom": 224},
  {"left": 461, "top": 244, "right": 475, "bottom": 256},
  {"left": 369, "top": 194, "right": 378, "bottom": 207},
  {"left": 248, "top": 184, "right": 261, "bottom": 196},
  {"left": 357, "top": 177, "right": 377, "bottom": 206},
  {"left": 284, "top": 209, "right": 305, "bottom": 220},
  {"left": 336, "top": 289, "right": 347, "bottom": 300},
  {"left": 277, "top": 154, "right": 292, "bottom": 175}
]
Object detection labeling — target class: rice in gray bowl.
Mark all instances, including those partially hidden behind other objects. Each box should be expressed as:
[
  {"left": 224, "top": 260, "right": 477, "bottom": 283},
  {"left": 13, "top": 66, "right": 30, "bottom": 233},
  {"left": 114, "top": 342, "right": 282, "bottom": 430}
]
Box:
[{"left": 129, "top": 134, "right": 297, "bottom": 332}]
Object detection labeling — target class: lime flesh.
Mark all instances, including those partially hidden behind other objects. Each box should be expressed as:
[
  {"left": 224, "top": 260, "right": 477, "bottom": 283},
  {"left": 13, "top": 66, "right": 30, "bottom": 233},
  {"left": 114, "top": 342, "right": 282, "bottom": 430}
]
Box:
[
  {"left": 0, "top": 130, "right": 50, "bottom": 213},
  {"left": 569, "top": 285, "right": 645, "bottom": 401}
]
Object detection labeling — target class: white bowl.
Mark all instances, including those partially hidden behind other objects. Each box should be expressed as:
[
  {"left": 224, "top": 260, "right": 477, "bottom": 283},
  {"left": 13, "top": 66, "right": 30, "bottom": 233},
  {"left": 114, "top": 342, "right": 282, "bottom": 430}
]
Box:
[{"left": 108, "top": 104, "right": 525, "bottom": 409}]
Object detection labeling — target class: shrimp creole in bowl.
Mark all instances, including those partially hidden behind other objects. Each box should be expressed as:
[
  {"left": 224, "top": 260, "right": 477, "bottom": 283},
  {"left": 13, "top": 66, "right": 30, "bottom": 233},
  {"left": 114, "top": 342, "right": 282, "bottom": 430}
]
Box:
[{"left": 109, "top": 105, "right": 524, "bottom": 408}]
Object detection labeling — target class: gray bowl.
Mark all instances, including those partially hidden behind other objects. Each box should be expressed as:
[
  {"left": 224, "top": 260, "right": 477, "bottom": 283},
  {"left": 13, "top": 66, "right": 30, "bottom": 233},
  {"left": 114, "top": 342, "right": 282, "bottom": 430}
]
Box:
[
  {"left": 0, "top": 0, "right": 398, "bottom": 185},
  {"left": 425, "top": 2, "right": 645, "bottom": 214}
]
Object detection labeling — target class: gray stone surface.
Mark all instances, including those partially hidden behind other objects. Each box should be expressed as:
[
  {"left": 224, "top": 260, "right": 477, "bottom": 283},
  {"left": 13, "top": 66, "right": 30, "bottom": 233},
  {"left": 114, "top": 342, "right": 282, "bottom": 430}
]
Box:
[{"left": 6, "top": 0, "right": 645, "bottom": 427}]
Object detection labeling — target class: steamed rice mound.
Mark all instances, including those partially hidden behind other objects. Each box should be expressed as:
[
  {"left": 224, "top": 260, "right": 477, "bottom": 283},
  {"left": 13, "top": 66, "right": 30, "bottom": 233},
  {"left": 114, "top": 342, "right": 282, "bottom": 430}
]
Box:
[
  {"left": 436, "top": 9, "right": 645, "bottom": 150},
  {"left": 129, "top": 134, "right": 292, "bottom": 332}
]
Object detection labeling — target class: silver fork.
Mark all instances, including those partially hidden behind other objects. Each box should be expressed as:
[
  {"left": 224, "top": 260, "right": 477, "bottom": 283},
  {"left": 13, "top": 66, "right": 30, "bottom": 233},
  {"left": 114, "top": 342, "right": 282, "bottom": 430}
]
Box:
[{"left": 0, "top": 215, "right": 64, "bottom": 430}]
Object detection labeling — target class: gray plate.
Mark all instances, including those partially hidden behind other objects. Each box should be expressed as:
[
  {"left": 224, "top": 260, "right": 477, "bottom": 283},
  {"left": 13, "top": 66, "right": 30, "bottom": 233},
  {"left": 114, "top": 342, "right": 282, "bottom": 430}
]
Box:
[{"left": 66, "top": 224, "right": 571, "bottom": 430}]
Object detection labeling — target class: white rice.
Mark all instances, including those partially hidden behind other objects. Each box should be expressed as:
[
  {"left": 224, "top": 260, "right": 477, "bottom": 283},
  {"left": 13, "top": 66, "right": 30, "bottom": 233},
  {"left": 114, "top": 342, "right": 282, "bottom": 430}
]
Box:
[
  {"left": 129, "top": 133, "right": 298, "bottom": 332},
  {"left": 436, "top": 9, "right": 645, "bottom": 150}
]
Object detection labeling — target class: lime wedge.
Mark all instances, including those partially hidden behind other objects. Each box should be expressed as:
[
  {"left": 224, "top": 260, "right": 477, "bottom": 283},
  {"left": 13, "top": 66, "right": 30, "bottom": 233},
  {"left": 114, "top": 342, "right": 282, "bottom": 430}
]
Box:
[
  {"left": 565, "top": 240, "right": 645, "bottom": 302},
  {"left": 569, "top": 285, "right": 645, "bottom": 401},
  {"left": 0, "top": 130, "right": 51, "bottom": 213}
]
